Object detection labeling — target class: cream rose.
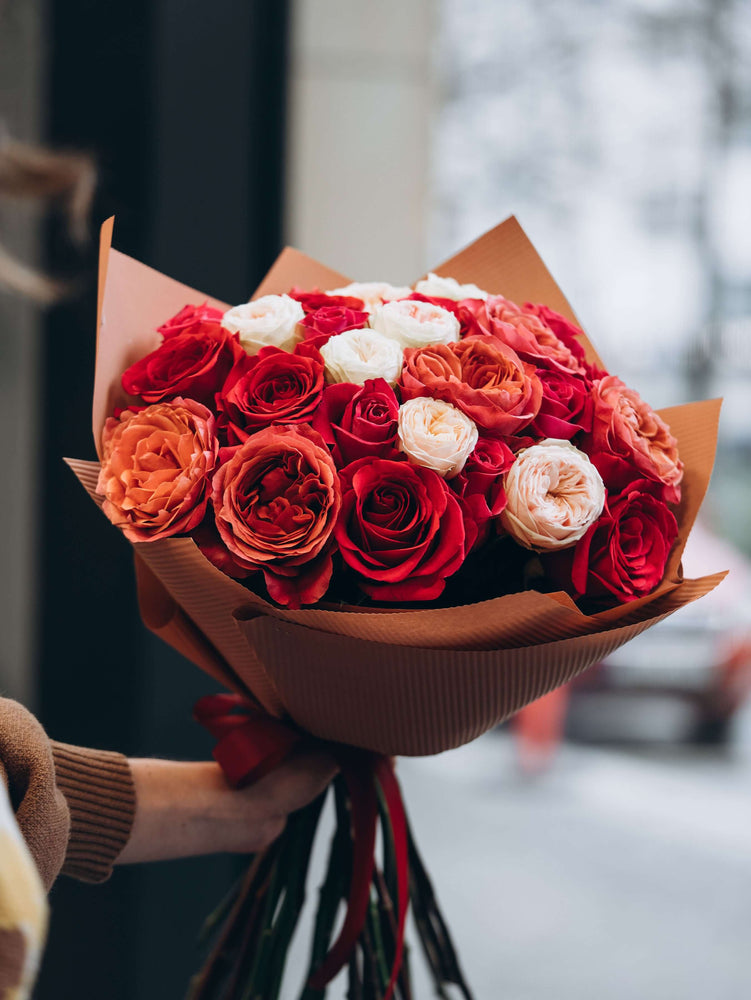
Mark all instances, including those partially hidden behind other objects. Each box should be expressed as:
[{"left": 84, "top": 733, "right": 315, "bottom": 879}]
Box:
[
  {"left": 370, "top": 298, "right": 461, "bottom": 351},
  {"left": 414, "top": 272, "right": 489, "bottom": 301},
  {"left": 326, "top": 281, "right": 412, "bottom": 313},
  {"left": 222, "top": 294, "right": 304, "bottom": 355},
  {"left": 397, "top": 396, "right": 478, "bottom": 479},
  {"left": 501, "top": 439, "right": 605, "bottom": 551},
  {"left": 319, "top": 327, "right": 403, "bottom": 386}
]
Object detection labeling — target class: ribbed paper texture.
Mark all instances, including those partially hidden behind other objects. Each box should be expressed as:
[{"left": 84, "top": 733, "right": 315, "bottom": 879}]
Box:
[{"left": 66, "top": 218, "right": 727, "bottom": 756}]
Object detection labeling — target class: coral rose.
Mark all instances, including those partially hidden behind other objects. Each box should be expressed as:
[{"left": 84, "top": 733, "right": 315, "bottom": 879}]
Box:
[
  {"left": 215, "top": 344, "right": 324, "bottom": 445},
  {"left": 399, "top": 336, "right": 542, "bottom": 437},
  {"left": 588, "top": 375, "right": 683, "bottom": 504},
  {"left": 474, "top": 295, "right": 586, "bottom": 376},
  {"left": 98, "top": 398, "right": 218, "bottom": 542},
  {"left": 335, "top": 457, "right": 466, "bottom": 602},
  {"left": 397, "top": 396, "right": 479, "bottom": 479},
  {"left": 211, "top": 424, "right": 341, "bottom": 607},
  {"left": 501, "top": 439, "right": 605, "bottom": 551}
]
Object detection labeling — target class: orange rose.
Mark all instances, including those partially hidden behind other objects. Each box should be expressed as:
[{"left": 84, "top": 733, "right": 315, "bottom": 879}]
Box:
[
  {"left": 98, "top": 398, "right": 218, "bottom": 542},
  {"left": 589, "top": 375, "right": 683, "bottom": 504},
  {"left": 211, "top": 424, "right": 341, "bottom": 607},
  {"left": 400, "top": 336, "right": 542, "bottom": 437}
]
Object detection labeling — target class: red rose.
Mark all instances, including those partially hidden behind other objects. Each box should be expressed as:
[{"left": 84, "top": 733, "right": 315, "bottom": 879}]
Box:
[
  {"left": 450, "top": 436, "right": 514, "bottom": 549},
  {"left": 312, "top": 378, "right": 400, "bottom": 465},
  {"left": 400, "top": 336, "right": 542, "bottom": 437},
  {"left": 215, "top": 343, "right": 324, "bottom": 445},
  {"left": 122, "top": 308, "right": 244, "bottom": 407},
  {"left": 335, "top": 457, "right": 466, "bottom": 602},
  {"left": 569, "top": 481, "right": 678, "bottom": 602},
  {"left": 299, "top": 304, "right": 369, "bottom": 349},
  {"left": 473, "top": 295, "right": 586, "bottom": 376},
  {"left": 157, "top": 302, "right": 225, "bottom": 338},
  {"left": 211, "top": 424, "right": 341, "bottom": 607},
  {"left": 531, "top": 367, "right": 593, "bottom": 440},
  {"left": 288, "top": 288, "right": 366, "bottom": 314}
]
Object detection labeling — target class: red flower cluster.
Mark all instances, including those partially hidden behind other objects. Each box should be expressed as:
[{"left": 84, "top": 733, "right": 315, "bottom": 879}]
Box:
[{"left": 101, "top": 287, "right": 683, "bottom": 608}]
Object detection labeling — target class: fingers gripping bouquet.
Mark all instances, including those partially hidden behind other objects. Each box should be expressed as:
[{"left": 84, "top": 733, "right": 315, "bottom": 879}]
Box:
[{"left": 70, "top": 218, "right": 724, "bottom": 999}]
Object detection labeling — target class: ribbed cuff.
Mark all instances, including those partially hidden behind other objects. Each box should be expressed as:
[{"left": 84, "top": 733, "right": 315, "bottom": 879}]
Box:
[{"left": 51, "top": 742, "right": 136, "bottom": 883}]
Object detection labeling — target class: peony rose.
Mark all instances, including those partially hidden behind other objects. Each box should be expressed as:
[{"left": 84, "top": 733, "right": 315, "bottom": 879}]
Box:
[
  {"left": 312, "top": 378, "right": 400, "bottom": 465},
  {"left": 288, "top": 288, "right": 366, "bottom": 313},
  {"left": 215, "top": 343, "right": 324, "bottom": 445},
  {"left": 501, "top": 439, "right": 605, "bottom": 551},
  {"left": 402, "top": 292, "right": 484, "bottom": 339},
  {"left": 326, "top": 281, "right": 411, "bottom": 313},
  {"left": 400, "top": 336, "right": 543, "bottom": 437},
  {"left": 319, "top": 327, "right": 403, "bottom": 386},
  {"left": 98, "top": 398, "right": 218, "bottom": 542},
  {"left": 370, "top": 298, "right": 461, "bottom": 351},
  {"left": 335, "top": 457, "right": 466, "bottom": 601},
  {"left": 531, "top": 367, "right": 593, "bottom": 440},
  {"left": 299, "top": 304, "right": 369, "bottom": 349},
  {"left": 588, "top": 375, "right": 683, "bottom": 504},
  {"left": 122, "top": 315, "right": 244, "bottom": 407},
  {"left": 222, "top": 294, "right": 304, "bottom": 355},
  {"left": 450, "top": 436, "right": 514, "bottom": 548},
  {"left": 414, "top": 272, "right": 489, "bottom": 301},
  {"left": 570, "top": 480, "right": 679, "bottom": 602},
  {"left": 157, "top": 302, "right": 225, "bottom": 338},
  {"left": 474, "top": 295, "right": 586, "bottom": 376},
  {"left": 211, "top": 424, "right": 341, "bottom": 607},
  {"left": 397, "top": 396, "right": 479, "bottom": 479}
]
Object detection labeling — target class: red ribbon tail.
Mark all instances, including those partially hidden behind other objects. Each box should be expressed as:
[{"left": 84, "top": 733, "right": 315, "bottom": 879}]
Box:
[
  {"left": 374, "top": 757, "right": 409, "bottom": 1000},
  {"left": 307, "top": 751, "right": 379, "bottom": 990}
]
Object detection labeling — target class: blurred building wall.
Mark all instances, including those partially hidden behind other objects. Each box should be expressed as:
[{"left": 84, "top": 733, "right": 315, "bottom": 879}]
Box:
[
  {"left": 286, "top": 0, "right": 434, "bottom": 281},
  {"left": 0, "top": 0, "right": 44, "bottom": 707}
]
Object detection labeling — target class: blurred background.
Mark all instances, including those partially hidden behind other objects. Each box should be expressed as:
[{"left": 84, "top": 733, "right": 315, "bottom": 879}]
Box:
[{"left": 1, "top": 1, "right": 750, "bottom": 997}]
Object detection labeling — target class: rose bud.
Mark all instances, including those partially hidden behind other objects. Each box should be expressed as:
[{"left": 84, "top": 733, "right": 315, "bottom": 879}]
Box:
[
  {"left": 413, "top": 272, "right": 489, "bottom": 301},
  {"left": 326, "top": 281, "right": 411, "bottom": 313},
  {"left": 570, "top": 481, "right": 679, "bottom": 602},
  {"left": 215, "top": 344, "right": 325, "bottom": 445},
  {"left": 312, "top": 378, "right": 400, "bottom": 465},
  {"left": 222, "top": 293, "right": 304, "bottom": 355},
  {"left": 588, "top": 375, "right": 683, "bottom": 504},
  {"left": 336, "top": 457, "right": 466, "bottom": 602},
  {"left": 319, "top": 327, "right": 403, "bottom": 386},
  {"left": 211, "top": 424, "right": 341, "bottom": 608},
  {"left": 98, "top": 398, "right": 219, "bottom": 542},
  {"left": 501, "top": 439, "right": 605, "bottom": 551},
  {"left": 298, "top": 304, "right": 370, "bottom": 350},
  {"left": 397, "top": 397, "right": 479, "bottom": 479},
  {"left": 370, "top": 297, "right": 461, "bottom": 351}
]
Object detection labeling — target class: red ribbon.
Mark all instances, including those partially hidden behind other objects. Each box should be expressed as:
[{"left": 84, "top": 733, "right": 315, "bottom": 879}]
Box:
[{"left": 194, "top": 693, "right": 409, "bottom": 998}]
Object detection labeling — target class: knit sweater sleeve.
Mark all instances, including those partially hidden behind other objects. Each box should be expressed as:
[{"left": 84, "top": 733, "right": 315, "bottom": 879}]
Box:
[{"left": 0, "top": 698, "right": 135, "bottom": 890}]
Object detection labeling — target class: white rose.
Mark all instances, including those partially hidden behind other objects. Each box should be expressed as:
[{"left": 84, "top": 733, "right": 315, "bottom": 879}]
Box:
[
  {"left": 414, "top": 272, "right": 489, "bottom": 301},
  {"left": 326, "top": 281, "right": 412, "bottom": 313},
  {"left": 222, "top": 294, "right": 304, "bottom": 355},
  {"left": 501, "top": 439, "right": 605, "bottom": 551},
  {"left": 397, "top": 397, "right": 478, "bottom": 479},
  {"left": 370, "top": 298, "right": 461, "bottom": 351},
  {"left": 319, "top": 327, "right": 403, "bottom": 386}
]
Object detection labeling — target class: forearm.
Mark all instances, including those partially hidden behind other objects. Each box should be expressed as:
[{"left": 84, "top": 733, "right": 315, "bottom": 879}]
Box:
[{"left": 117, "top": 750, "right": 336, "bottom": 865}]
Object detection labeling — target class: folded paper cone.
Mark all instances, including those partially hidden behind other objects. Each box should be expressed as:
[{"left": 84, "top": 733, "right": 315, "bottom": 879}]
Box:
[{"left": 67, "top": 217, "right": 727, "bottom": 753}]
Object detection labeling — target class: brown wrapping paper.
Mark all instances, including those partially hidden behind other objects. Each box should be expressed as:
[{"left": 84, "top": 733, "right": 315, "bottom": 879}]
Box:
[{"left": 67, "top": 217, "right": 726, "bottom": 755}]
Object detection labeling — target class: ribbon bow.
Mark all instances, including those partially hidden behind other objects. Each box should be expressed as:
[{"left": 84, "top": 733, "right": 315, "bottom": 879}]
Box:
[{"left": 194, "top": 693, "right": 408, "bottom": 998}]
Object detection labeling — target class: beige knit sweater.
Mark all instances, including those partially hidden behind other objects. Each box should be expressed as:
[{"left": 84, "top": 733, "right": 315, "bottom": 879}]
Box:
[{"left": 0, "top": 698, "right": 136, "bottom": 999}]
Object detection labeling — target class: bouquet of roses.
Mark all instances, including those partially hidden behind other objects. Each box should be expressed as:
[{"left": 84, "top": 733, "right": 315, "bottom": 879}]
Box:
[{"left": 69, "top": 217, "right": 724, "bottom": 999}]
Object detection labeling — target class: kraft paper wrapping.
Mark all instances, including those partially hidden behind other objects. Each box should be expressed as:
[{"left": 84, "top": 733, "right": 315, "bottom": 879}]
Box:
[{"left": 67, "top": 217, "right": 726, "bottom": 755}]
